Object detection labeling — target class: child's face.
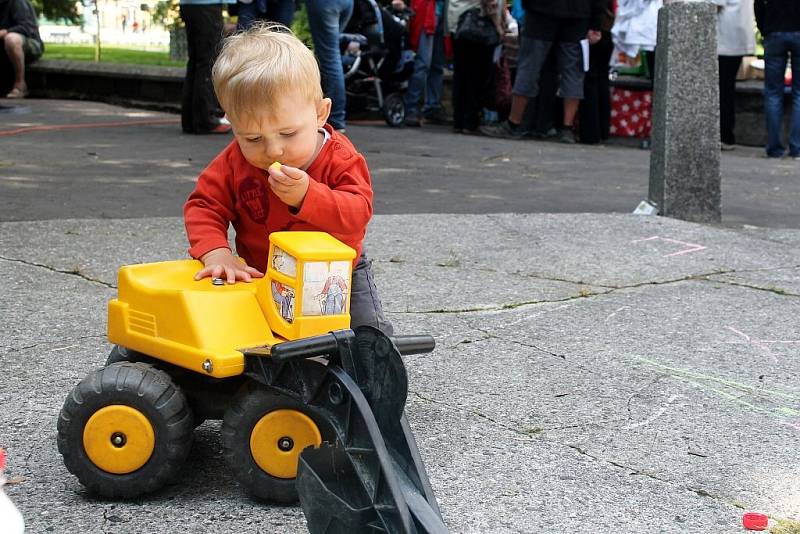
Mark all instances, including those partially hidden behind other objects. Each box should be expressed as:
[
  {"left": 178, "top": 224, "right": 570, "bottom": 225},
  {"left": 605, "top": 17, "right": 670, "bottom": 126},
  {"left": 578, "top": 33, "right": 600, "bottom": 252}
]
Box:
[{"left": 230, "top": 93, "right": 332, "bottom": 171}]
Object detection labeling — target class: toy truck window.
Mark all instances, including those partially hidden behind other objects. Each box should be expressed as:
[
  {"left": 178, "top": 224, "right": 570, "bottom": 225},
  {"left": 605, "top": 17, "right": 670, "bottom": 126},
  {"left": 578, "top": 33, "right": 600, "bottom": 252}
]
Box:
[
  {"left": 271, "top": 246, "right": 297, "bottom": 278},
  {"left": 302, "top": 261, "right": 351, "bottom": 316},
  {"left": 271, "top": 281, "right": 295, "bottom": 323}
]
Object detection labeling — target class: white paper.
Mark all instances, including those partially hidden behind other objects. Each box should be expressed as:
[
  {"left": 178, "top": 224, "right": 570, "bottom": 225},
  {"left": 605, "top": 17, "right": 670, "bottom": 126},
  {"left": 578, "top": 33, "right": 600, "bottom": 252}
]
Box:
[{"left": 581, "top": 39, "right": 590, "bottom": 72}]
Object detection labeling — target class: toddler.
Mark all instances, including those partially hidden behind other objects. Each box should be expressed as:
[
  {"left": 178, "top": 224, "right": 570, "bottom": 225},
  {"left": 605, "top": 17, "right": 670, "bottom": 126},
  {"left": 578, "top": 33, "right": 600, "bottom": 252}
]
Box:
[{"left": 184, "top": 23, "right": 393, "bottom": 335}]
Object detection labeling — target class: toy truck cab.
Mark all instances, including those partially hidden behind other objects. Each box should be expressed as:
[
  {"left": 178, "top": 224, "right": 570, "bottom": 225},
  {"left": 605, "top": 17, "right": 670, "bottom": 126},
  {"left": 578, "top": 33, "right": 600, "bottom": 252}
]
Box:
[
  {"left": 265, "top": 231, "right": 355, "bottom": 341},
  {"left": 107, "top": 232, "right": 355, "bottom": 378}
]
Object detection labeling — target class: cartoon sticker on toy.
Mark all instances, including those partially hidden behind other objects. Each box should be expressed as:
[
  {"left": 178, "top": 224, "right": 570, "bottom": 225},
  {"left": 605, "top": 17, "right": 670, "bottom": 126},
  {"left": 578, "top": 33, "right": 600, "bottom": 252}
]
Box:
[
  {"left": 319, "top": 274, "right": 348, "bottom": 315},
  {"left": 271, "top": 246, "right": 297, "bottom": 278},
  {"left": 271, "top": 281, "right": 295, "bottom": 323},
  {"left": 302, "top": 261, "right": 351, "bottom": 316}
]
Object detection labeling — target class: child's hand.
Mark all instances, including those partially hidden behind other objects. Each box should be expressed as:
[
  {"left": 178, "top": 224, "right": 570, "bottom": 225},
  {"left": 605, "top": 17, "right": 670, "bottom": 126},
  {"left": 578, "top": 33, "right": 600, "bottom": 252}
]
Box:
[
  {"left": 268, "top": 163, "right": 310, "bottom": 209},
  {"left": 195, "top": 248, "right": 264, "bottom": 284}
]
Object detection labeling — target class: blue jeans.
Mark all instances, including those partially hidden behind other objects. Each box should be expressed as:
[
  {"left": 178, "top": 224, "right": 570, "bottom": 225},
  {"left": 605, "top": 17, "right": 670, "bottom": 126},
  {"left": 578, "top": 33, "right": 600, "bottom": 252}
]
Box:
[
  {"left": 237, "top": 0, "right": 295, "bottom": 30},
  {"left": 404, "top": 17, "right": 445, "bottom": 116},
  {"left": 306, "top": 0, "right": 353, "bottom": 130},
  {"left": 763, "top": 32, "right": 800, "bottom": 157}
]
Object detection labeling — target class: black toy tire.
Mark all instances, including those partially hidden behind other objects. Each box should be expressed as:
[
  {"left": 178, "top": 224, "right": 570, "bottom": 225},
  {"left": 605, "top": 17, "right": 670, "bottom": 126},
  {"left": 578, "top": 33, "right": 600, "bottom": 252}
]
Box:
[
  {"left": 57, "top": 362, "right": 194, "bottom": 498},
  {"left": 222, "top": 380, "right": 333, "bottom": 503},
  {"left": 383, "top": 92, "right": 405, "bottom": 127}
]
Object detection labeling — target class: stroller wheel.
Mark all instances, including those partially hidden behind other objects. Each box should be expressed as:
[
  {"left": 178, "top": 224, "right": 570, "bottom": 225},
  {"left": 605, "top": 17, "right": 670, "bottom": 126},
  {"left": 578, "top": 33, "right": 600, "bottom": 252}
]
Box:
[{"left": 382, "top": 93, "right": 405, "bottom": 128}]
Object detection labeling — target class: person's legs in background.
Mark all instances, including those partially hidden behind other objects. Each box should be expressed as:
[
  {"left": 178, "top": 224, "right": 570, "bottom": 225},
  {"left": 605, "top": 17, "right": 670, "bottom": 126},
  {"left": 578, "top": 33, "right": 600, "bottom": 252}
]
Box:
[
  {"left": 236, "top": 1, "right": 260, "bottom": 30},
  {"left": 451, "top": 37, "right": 468, "bottom": 131},
  {"left": 763, "top": 32, "right": 788, "bottom": 157},
  {"left": 180, "top": 4, "right": 225, "bottom": 134},
  {"left": 787, "top": 32, "right": 800, "bottom": 158},
  {"left": 306, "top": 0, "right": 353, "bottom": 131},
  {"left": 2, "top": 32, "right": 29, "bottom": 97},
  {"left": 422, "top": 17, "right": 447, "bottom": 123},
  {"left": 452, "top": 39, "right": 494, "bottom": 132},
  {"left": 266, "top": 0, "right": 296, "bottom": 26},
  {"left": 552, "top": 17, "right": 588, "bottom": 144},
  {"left": 482, "top": 12, "right": 554, "bottom": 139},
  {"left": 481, "top": 37, "right": 551, "bottom": 138},
  {"left": 596, "top": 32, "right": 613, "bottom": 140},
  {"left": 404, "top": 29, "right": 434, "bottom": 125},
  {"left": 525, "top": 49, "right": 559, "bottom": 138},
  {"left": 718, "top": 55, "right": 742, "bottom": 149},
  {"left": 579, "top": 56, "right": 600, "bottom": 144},
  {"left": 464, "top": 42, "right": 494, "bottom": 131}
]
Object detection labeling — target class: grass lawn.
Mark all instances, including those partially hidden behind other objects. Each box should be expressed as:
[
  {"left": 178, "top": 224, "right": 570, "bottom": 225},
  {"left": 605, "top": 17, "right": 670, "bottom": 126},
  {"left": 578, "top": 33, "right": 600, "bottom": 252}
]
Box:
[{"left": 42, "top": 44, "right": 186, "bottom": 67}]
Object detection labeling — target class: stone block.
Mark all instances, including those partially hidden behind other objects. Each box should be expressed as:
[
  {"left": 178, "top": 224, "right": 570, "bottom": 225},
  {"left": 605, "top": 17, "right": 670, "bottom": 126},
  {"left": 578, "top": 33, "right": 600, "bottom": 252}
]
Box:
[{"left": 648, "top": 1, "right": 721, "bottom": 223}]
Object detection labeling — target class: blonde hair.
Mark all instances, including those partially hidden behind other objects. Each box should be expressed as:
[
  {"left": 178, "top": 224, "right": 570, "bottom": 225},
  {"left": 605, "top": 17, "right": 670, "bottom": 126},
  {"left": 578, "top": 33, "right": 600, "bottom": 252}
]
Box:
[{"left": 212, "top": 23, "right": 323, "bottom": 123}]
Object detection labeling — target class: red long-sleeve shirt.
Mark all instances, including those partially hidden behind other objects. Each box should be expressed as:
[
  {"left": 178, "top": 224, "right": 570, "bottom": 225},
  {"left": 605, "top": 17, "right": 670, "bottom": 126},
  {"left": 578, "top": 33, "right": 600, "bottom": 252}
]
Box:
[{"left": 184, "top": 125, "right": 373, "bottom": 273}]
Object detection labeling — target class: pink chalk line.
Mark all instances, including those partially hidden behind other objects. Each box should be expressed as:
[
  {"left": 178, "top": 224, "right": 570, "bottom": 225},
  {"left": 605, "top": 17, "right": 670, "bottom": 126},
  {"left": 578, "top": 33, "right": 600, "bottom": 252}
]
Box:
[
  {"left": 722, "top": 326, "right": 800, "bottom": 363},
  {"left": 631, "top": 236, "right": 707, "bottom": 257}
]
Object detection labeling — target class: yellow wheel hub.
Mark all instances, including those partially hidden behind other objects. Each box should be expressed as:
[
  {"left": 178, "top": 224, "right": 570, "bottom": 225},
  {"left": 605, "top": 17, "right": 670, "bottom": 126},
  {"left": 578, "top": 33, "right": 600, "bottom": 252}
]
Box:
[
  {"left": 82, "top": 405, "right": 155, "bottom": 474},
  {"left": 250, "top": 409, "right": 321, "bottom": 479}
]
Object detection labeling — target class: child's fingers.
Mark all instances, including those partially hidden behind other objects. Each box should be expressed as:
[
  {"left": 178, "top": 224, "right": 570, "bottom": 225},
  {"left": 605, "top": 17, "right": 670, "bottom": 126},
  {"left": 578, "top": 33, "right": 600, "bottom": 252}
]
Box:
[
  {"left": 194, "top": 264, "right": 223, "bottom": 281},
  {"left": 268, "top": 172, "right": 293, "bottom": 188},
  {"left": 268, "top": 165, "right": 297, "bottom": 184},
  {"left": 224, "top": 266, "right": 237, "bottom": 285},
  {"left": 279, "top": 165, "right": 306, "bottom": 181},
  {"left": 244, "top": 266, "right": 264, "bottom": 277},
  {"left": 194, "top": 266, "right": 214, "bottom": 280},
  {"left": 268, "top": 176, "right": 297, "bottom": 194}
]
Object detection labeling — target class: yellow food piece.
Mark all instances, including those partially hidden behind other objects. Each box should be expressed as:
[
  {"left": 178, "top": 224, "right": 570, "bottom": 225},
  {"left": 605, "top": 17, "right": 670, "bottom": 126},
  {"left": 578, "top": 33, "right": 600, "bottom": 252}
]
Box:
[{"left": 270, "top": 161, "right": 282, "bottom": 171}]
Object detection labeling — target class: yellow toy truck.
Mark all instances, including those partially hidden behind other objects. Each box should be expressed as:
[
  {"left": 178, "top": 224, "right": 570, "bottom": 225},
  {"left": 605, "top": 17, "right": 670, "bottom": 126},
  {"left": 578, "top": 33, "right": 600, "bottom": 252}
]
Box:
[{"left": 57, "top": 232, "right": 447, "bottom": 533}]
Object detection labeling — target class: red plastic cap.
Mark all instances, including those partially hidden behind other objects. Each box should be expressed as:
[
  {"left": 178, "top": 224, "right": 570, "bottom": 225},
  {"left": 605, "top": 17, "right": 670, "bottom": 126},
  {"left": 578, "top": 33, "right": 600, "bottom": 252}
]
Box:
[
  {"left": 742, "top": 512, "right": 769, "bottom": 531},
  {"left": 0, "top": 448, "right": 5, "bottom": 471}
]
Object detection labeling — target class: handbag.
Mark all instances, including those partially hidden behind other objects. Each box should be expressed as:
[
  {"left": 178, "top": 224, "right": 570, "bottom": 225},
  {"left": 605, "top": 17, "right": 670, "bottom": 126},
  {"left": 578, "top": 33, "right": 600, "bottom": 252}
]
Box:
[{"left": 455, "top": 7, "right": 500, "bottom": 47}]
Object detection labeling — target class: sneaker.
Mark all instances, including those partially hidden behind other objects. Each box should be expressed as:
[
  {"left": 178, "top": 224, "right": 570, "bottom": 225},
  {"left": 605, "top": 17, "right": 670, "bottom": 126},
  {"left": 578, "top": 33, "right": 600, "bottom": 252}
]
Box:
[
  {"left": 480, "top": 120, "right": 524, "bottom": 140},
  {"left": 423, "top": 107, "right": 450, "bottom": 125},
  {"left": 404, "top": 113, "right": 421, "bottom": 127},
  {"left": 527, "top": 127, "right": 557, "bottom": 140},
  {"left": 557, "top": 127, "right": 577, "bottom": 144},
  {"left": 209, "top": 121, "right": 232, "bottom": 134},
  {"left": 720, "top": 142, "right": 736, "bottom": 151},
  {"left": 5, "top": 86, "right": 28, "bottom": 99}
]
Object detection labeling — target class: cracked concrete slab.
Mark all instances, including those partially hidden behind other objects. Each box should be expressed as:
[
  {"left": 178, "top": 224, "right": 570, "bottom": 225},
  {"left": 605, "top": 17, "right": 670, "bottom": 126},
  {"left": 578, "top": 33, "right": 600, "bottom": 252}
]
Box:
[{"left": 1, "top": 212, "right": 799, "bottom": 533}]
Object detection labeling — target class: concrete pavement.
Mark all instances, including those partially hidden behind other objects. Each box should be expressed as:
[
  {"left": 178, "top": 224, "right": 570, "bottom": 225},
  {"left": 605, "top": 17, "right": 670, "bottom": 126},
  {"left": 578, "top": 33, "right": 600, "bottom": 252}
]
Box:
[{"left": 1, "top": 99, "right": 800, "bottom": 533}]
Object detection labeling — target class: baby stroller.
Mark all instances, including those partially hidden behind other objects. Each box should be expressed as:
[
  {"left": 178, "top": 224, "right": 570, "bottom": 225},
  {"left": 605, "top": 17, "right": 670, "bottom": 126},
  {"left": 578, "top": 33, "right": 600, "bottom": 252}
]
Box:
[{"left": 341, "top": 0, "right": 415, "bottom": 127}]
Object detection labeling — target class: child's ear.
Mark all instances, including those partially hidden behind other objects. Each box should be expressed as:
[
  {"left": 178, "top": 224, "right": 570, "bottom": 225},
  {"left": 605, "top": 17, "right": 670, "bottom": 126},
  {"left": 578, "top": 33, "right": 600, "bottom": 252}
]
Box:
[{"left": 316, "top": 98, "right": 332, "bottom": 127}]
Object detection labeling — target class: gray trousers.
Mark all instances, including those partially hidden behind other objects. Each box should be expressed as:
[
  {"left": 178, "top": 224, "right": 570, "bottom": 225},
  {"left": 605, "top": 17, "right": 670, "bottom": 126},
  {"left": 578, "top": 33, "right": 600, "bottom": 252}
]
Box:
[{"left": 350, "top": 253, "right": 393, "bottom": 336}]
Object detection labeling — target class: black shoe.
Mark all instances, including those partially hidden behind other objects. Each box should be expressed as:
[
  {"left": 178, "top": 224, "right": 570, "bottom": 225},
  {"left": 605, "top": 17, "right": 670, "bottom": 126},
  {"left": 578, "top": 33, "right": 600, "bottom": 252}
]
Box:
[
  {"left": 480, "top": 120, "right": 524, "bottom": 140},
  {"left": 557, "top": 127, "right": 577, "bottom": 144},
  {"left": 423, "top": 107, "right": 450, "bottom": 125},
  {"left": 404, "top": 113, "right": 421, "bottom": 127}
]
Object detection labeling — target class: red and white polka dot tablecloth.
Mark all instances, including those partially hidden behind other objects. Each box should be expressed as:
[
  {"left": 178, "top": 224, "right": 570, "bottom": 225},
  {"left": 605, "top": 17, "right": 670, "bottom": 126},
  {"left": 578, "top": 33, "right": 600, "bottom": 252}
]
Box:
[{"left": 610, "top": 87, "right": 653, "bottom": 139}]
